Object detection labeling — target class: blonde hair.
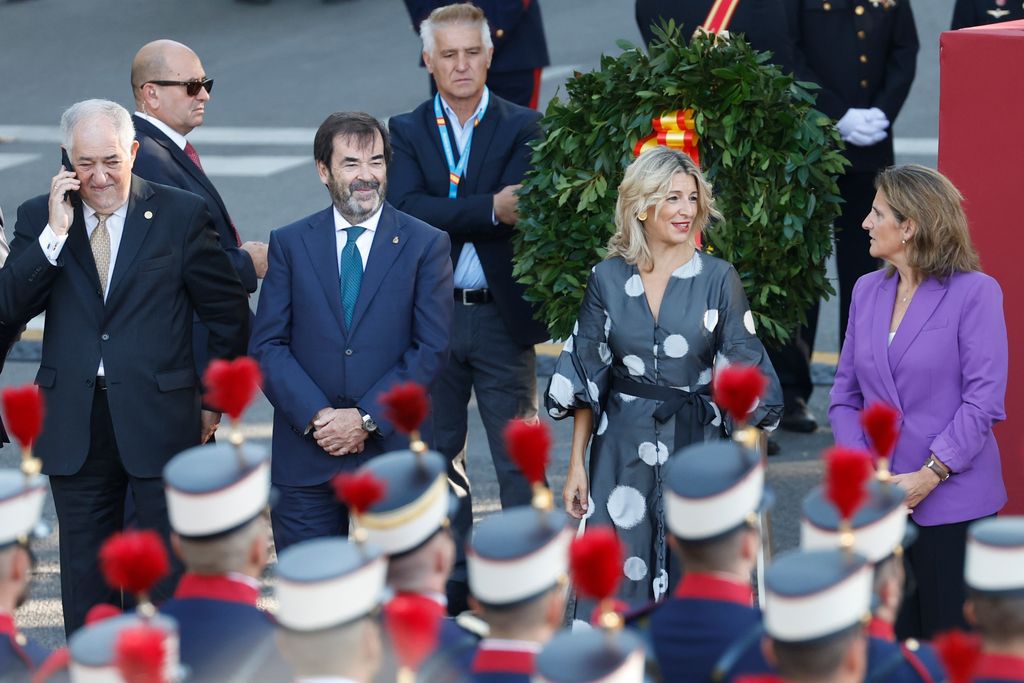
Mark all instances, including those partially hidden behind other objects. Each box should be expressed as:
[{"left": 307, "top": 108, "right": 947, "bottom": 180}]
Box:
[
  {"left": 420, "top": 3, "right": 493, "bottom": 56},
  {"left": 608, "top": 147, "right": 721, "bottom": 271},
  {"left": 875, "top": 164, "right": 981, "bottom": 279}
]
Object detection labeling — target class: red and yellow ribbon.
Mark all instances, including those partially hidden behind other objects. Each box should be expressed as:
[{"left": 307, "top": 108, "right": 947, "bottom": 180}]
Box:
[
  {"left": 633, "top": 109, "right": 700, "bottom": 165},
  {"left": 702, "top": 0, "right": 742, "bottom": 34}
]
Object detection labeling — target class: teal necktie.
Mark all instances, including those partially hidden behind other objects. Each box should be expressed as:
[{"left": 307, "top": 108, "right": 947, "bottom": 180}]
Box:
[{"left": 340, "top": 226, "right": 366, "bottom": 328}]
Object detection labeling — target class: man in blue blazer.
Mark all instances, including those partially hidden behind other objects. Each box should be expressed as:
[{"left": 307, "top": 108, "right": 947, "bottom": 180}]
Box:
[
  {"left": 387, "top": 2, "right": 549, "bottom": 614},
  {"left": 130, "top": 40, "right": 267, "bottom": 376},
  {"left": 250, "top": 112, "right": 453, "bottom": 553}
]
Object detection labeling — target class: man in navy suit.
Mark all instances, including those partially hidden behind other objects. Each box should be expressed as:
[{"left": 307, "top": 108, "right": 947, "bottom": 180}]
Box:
[
  {"left": 249, "top": 112, "right": 453, "bottom": 553},
  {"left": 387, "top": 3, "right": 549, "bottom": 615},
  {"left": 130, "top": 40, "right": 267, "bottom": 379}
]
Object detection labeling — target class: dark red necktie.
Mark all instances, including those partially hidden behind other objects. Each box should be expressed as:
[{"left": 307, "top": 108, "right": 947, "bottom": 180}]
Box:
[{"left": 184, "top": 141, "right": 242, "bottom": 246}]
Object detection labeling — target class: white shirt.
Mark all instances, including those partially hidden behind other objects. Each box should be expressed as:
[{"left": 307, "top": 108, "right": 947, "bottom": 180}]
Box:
[
  {"left": 135, "top": 111, "right": 188, "bottom": 150},
  {"left": 333, "top": 204, "right": 382, "bottom": 271}
]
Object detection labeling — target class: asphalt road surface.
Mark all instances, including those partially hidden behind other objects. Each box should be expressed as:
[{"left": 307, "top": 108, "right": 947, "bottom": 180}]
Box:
[{"left": 0, "top": 0, "right": 955, "bottom": 649}]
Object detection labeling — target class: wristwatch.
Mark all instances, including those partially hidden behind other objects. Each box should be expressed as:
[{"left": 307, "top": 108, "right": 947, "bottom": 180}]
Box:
[
  {"left": 924, "top": 456, "right": 951, "bottom": 482},
  {"left": 357, "top": 407, "right": 378, "bottom": 434}
]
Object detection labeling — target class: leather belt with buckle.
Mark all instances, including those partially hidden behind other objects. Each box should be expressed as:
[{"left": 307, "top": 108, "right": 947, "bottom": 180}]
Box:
[{"left": 455, "top": 288, "right": 493, "bottom": 305}]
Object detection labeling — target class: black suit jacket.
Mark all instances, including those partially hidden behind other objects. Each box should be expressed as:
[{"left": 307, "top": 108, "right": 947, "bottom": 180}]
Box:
[
  {"left": 387, "top": 93, "right": 549, "bottom": 347},
  {"left": 784, "top": 0, "right": 919, "bottom": 173},
  {"left": 1, "top": 177, "right": 250, "bottom": 477},
  {"left": 635, "top": 0, "right": 797, "bottom": 74},
  {"left": 0, "top": 205, "right": 11, "bottom": 445}
]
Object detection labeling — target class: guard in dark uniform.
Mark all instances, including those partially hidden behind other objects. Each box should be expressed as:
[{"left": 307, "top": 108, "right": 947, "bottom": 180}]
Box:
[
  {"left": 731, "top": 547, "right": 874, "bottom": 683},
  {"left": 0, "top": 467, "right": 49, "bottom": 682},
  {"left": 951, "top": 0, "right": 1024, "bottom": 29},
  {"left": 640, "top": 439, "right": 771, "bottom": 683},
  {"left": 535, "top": 625, "right": 647, "bottom": 683},
  {"left": 784, "top": 0, "right": 919, "bottom": 349},
  {"left": 802, "top": 481, "right": 946, "bottom": 683},
  {"left": 403, "top": 1, "right": 551, "bottom": 109},
  {"left": 67, "top": 612, "right": 182, "bottom": 682},
  {"left": 634, "top": 0, "right": 797, "bottom": 73},
  {"left": 963, "top": 517, "right": 1024, "bottom": 683},
  {"left": 275, "top": 537, "right": 388, "bottom": 683},
  {"left": 158, "top": 438, "right": 290, "bottom": 683}
]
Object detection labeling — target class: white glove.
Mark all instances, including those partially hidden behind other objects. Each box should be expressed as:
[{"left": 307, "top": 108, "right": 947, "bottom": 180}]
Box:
[{"left": 837, "top": 108, "right": 889, "bottom": 147}]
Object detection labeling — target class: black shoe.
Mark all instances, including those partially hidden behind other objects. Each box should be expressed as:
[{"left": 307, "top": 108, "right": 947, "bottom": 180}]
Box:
[
  {"left": 766, "top": 437, "right": 781, "bottom": 456},
  {"left": 780, "top": 398, "right": 818, "bottom": 433}
]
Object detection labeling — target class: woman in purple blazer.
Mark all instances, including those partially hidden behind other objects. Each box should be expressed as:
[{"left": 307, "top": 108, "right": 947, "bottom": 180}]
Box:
[{"left": 829, "top": 164, "right": 1008, "bottom": 640}]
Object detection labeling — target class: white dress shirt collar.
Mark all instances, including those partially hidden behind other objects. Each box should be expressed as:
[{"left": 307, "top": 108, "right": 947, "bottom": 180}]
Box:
[
  {"left": 332, "top": 204, "right": 382, "bottom": 234},
  {"left": 135, "top": 111, "right": 188, "bottom": 151},
  {"left": 439, "top": 88, "right": 490, "bottom": 154}
]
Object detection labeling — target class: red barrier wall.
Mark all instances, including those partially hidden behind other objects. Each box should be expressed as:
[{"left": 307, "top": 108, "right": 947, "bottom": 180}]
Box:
[{"left": 939, "top": 21, "right": 1024, "bottom": 514}]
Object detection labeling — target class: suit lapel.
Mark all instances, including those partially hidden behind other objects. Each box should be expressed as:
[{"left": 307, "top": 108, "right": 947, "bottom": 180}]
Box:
[
  {"left": 65, "top": 205, "right": 102, "bottom": 298},
  {"left": 106, "top": 178, "right": 155, "bottom": 300},
  {"left": 871, "top": 274, "right": 903, "bottom": 410},
  {"left": 463, "top": 99, "right": 499, "bottom": 195},
  {"left": 348, "top": 204, "right": 407, "bottom": 334},
  {"left": 301, "top": 207, "right": 346, "bottom": 334},
  {"left": 888, "top": 277, "right": 947, "bottom": 373}
]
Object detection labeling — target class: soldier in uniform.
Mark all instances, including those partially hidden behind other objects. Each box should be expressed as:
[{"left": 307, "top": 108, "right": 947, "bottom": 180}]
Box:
[
  {"left": 0, "top": 467, "right": 48, "bottom": 681},
  {"left": 802, "top": 481, "right": 946, "bottom": 682},
  {"left": 158, "top": 437, "right": 289, "bottom": 682},
  {"left": 963, "top": 517, "right": 1024, "bottom": 683},
  {"left": 639, "top": 439, "right": 770, "bottom": 682},
  {"left": 66, "top": 611, "right": 182, "bottom": 682},
  {"left": 275, "top": 537, "right": 387, "bottom": 683},
  {"left": 952, "top": 0, "right": 1024, "bottom": 29},
  {"left": 534, "top": 627, "right": 647, "bottom": 683}
]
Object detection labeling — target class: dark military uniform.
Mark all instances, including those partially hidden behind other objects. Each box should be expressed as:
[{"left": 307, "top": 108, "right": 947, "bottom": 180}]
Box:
[
  {"left": 784, "top": 0, "right": 918, "bottom": 347},
  {"left": 404, "top": 0, "right": 551, "bottom": 108},
  {"left": 952, "top": 0, "right": 1024, "bottom": 29},
  {"left": 635, "top": 0, "right": 797, "bottom": 73},
  {"left": 864, "top": 618, "right": 946, "bottom": 683},
  {"left": 0, "top": 612, "right": 48, "bottom": 682}
]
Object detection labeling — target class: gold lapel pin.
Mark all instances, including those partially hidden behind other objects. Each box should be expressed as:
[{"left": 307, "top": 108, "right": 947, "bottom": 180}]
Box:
[
  {"left": 144, "top": 211, "right": 153, "bottom": 219},
  {"left": 392, "top": 236, "right": 400, "bottom": 244}
]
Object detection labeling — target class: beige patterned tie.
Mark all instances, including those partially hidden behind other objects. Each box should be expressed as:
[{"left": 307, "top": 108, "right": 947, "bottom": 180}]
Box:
[{"left": 91, "top": 213, "right": 111, "bottom": 296}]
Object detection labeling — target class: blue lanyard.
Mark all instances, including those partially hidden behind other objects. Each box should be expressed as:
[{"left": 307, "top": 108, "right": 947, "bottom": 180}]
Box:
[{"left": 433, "top": 88, "right": 488, "bottom": 200}]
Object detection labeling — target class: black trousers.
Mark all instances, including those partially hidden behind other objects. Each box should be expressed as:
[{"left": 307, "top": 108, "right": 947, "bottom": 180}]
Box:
[
  {"left": 895, "top": 518, "right": 985, "bottom": 640},
  {"left": 49, "top": 388, "right": 183, "bottom": 636}
]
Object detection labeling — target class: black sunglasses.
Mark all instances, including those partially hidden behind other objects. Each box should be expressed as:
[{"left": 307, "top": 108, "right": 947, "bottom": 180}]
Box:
[{"left": 147, "top": 78, "right": 214, "bottom": 97}]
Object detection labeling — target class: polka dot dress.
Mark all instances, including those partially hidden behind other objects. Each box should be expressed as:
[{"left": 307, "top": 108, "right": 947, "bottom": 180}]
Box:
[{"left": 545, "top": 253, "right": 782, "bottom": 617}]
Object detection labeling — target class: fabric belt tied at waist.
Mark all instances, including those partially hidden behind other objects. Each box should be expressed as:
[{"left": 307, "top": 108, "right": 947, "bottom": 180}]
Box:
[{"left": 610, "top": 376, "right": 715, "bottom": 447}]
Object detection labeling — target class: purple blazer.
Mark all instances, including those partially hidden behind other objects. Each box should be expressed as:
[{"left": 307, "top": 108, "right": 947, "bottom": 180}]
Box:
[{"left": 829, "top": 269, "right": 1008, "bottom": 526}]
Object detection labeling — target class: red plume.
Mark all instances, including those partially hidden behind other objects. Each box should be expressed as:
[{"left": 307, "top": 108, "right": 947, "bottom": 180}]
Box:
[
  {"left": 99, "top": 530, "right": 169, "bottom": 595},
  {"left": 860, "top": 402, "right": 899, "bottom": 462},
  {"left": 332, "top": 471, "right": 387, "bottom": 515},
  {"left": 383, "top": 594, "right": 445, "bottom": 670},
  {"left": 824, "top": 447, "right": 873, "bottom": 521},
  {"left": 85, "top": 603, "right": 122, "bottom": 625},
  {"left": 933, "top": 630, "right": 983, "bottom": 683},
  {"left": 115, "top": 624, "right": 167, "bottom": 683},
  {"left": 202, "top": 357, "right": 262, "bottom": 420},
  {"left": 2, "top": 385, "right": 44, "bottom": 449},
  {"left": 503, "top": 419, "right": 551, "bottom": 485},
  {"left": 380, "top": 382, "right": 430, "bottom": 435},
  {"left": 570, "top": 526, "right": 623, "bottom": 602},
  {"left": 713, "top": 365, "right": 768, "bottom": 424}
]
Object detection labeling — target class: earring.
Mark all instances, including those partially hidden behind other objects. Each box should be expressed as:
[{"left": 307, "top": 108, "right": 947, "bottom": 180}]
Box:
[
  {"left": 638, "top": 211, "right": 648, "bottom": 221},
  {"left": 901, "top": 238, "right": 907, "bottom": 244}
]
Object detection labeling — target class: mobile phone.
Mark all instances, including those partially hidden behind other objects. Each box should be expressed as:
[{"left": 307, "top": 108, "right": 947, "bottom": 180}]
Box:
[{"left": 60, "top": 147, "right": 79, "bottom": 205}]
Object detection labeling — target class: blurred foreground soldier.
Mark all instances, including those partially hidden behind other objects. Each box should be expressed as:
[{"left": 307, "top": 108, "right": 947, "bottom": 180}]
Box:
[
  {"left": 732, "top": 548, "right": 873, "bottom": 683},
  {"left": 642, "top": 439, "right": 769, "bottom": 682},
  {"left": 274, "top": 537, "right": 387, "bottom": 683},
  {"left": 159, "top": 361, "right": 290, "bottom": 683},
  {"left": 67, "top": 612, "right": 181, "bottom": 683},
  {"left": 951, "top": 0, "right": 1024, "bottom": 28},
  {"left": 963, "top": 517, "right": 1024, "bottom": 682},
  {"left": 403, "top": 1, "right": 551, "bottom": 108},
  {"left": 534, "top": 627, "right": 646, "bottom": 683},
  {"left": 802, "top": 481, "right": 946, "bottom": 682},
  {"left": 0, "top": 429, "right": 49, "bottom": 681}
]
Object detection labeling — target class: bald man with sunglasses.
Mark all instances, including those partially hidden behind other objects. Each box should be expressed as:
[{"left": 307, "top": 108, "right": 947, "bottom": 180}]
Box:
[{"left": 131, "top": 40, "right": 265, "bottom": 378}]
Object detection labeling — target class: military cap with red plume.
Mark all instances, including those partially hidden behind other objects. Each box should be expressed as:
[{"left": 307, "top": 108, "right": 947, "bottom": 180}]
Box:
[
  {"left": 381, "top": 382, "right": 431, "bottom": 455},
  {"left": 384, "top": 593, "right": 445, "bottom": 683},
  {"left": 570, "top": 526, "right": 624, "bottom": 629},
  {"left": 2, "top": 385, "right": 45, "bottom": 478},
  {"left": 860, "top": 402, "right": 899, "bottom": 480},
  {"left": 115, "top": 624, "right": 167, "bottom": 683},
  {"left": 504, "top": 418, "right": 553, "bottom": 510},
  {"left": 203, "top": 357, "right": 262, "bottom": 452},
  {"left": 824, "top": 447, "right": 873, "bottom": 550},
  {"left": 332, "top": 470, "right": 387, "bottom": 543},
  {"left": 713, "top": 365, "right": 768, "bottom": 450},
  {"left": 99, "top": 530, "right": 169, "bottom": 614},
  {"left": 934, "top": 630, "right": 983, "bottom": 683}
]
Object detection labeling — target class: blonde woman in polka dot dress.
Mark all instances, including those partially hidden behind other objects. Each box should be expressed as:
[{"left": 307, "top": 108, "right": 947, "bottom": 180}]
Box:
[{"left": 545, "top": 147, "right": 782, "bottom": 620}]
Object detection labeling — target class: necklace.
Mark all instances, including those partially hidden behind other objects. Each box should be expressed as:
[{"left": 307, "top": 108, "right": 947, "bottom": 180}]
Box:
[{"left": 899, "top": 283, "right": 918, "bottom": 304}]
